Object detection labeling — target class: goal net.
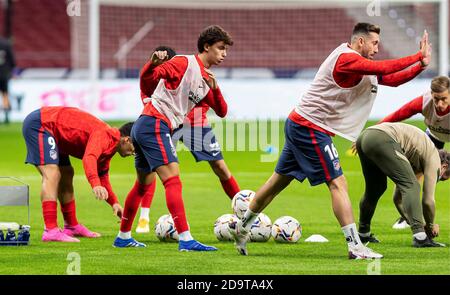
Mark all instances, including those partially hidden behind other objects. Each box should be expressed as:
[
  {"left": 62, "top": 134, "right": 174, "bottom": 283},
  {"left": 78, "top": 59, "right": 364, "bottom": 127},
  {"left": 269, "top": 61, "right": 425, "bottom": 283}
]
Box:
[{"left": 67, "top": 0, "right": 448, "bottom": 78}]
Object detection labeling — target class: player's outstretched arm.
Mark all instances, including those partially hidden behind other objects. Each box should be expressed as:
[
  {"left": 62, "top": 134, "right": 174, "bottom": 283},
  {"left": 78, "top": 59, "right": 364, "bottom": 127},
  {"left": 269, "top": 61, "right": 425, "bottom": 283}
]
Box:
[
  {"left": 99, "top": 171, "right": 123, "bottom": 219},
  {"left": 92, "top": 186, "right": 109, "bottom": 200},
  {"left": 140, "top": 55, "right": 187, "bottom": 92},
  {"left": 422, "top": 164, "right": 438, "bottom": 231},
  {"left": 378, "top": 30, "right": 431, "bottom": 87},
  {"left": 378, "top": 96, "right": 423, "bottom": 123},
  {"left": 419, "top": 30, "right": 431, "bottom": 67}
]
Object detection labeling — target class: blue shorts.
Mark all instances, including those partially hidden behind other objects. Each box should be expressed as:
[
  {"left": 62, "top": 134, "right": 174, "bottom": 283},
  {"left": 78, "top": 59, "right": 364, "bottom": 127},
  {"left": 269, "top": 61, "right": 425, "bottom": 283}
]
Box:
[
  {"left": 22, "top": 109, "right": 71, "bottom": 166},
  {"left": 132, "top": 115, "right": 178, "bottom": 173},
  {"left": 172, "top": 124, "right": 223, "bottom": 162},
  {"left": 275, "top": 118, "right": 343, "bottom": 186}
]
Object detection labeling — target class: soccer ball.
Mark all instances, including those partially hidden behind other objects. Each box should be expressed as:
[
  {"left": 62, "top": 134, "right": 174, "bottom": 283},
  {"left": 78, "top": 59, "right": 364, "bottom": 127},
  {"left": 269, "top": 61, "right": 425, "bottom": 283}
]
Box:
[
  {"left": 231, "top": 190, "right": 255, "bottom": 219},
  {"left": 271, "top": 216, "right": 302, "bottom": 243},
  {"left": 249, "top": 213, "right": 272, "bottom": 242},
  {"left": 213, "top": 214, "right": 239, "bottom": 241},
  {"left": 155, "top": 214, "right": 179, "bottom": 242}
]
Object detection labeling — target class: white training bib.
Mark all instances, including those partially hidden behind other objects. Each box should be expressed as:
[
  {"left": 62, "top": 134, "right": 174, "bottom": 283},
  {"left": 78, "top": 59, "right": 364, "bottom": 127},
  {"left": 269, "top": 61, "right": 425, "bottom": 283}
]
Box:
[
  {"left": 150, "top": 55, "right": 210, "bottom": 129},
  {"left": 422, "top": 90, "right": 450, "bottom": 142},
  {"left": 295, "top": 43, "right": 378, "bottom": 141}
]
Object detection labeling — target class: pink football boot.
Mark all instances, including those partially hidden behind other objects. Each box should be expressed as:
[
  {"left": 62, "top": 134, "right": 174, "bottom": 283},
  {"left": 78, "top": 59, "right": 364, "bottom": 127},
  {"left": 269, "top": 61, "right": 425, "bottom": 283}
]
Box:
[
  {"left": 63, "top": 224, "right": 101, "bottom": 238},
  {"left": 42, "top": 228, "right": 80, "bottom": 242}
]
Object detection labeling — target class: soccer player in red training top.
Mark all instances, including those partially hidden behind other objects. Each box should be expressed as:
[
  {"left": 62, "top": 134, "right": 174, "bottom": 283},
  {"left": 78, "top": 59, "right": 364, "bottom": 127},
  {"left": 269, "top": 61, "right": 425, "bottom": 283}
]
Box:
[
  {"left": 113, "top": 25, "right": 232, "bottom": 250},
  {"left": 229, "top": 23, "right": 431, "bottom": 259},
  {"left": 22, "top": 107, "right": 135, "bottom": 242},
  {"left": 378, "top": 76, "right": 449, "bottom": 230},
  {"left": 135, "top": 46, "right": 240, "bottom": 233}
]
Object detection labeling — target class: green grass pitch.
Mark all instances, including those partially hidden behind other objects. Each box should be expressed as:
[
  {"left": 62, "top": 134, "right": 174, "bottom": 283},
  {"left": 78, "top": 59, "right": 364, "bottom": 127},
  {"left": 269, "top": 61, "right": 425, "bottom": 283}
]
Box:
[{"left": 0, "top": 120, "right": 448, "bottom": 275}]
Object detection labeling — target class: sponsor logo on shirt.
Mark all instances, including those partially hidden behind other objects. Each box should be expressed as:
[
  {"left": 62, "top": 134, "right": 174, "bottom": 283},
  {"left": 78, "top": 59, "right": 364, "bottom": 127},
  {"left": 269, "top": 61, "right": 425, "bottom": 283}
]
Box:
[
  {"left": 429, "top": 125, "right": 450, "bottom": 134},
  {"left": 188, "top": 90, "right": 203, "bottom": 104}
]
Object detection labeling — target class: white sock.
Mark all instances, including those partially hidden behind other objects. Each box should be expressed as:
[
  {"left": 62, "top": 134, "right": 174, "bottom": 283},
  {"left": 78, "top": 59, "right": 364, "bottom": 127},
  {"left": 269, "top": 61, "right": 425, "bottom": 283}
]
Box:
[
  {"left": 241, "top": 209, "right": 259, "bottom": 232},
  {"left": 341, "top": 223, "right": 362, "bottom": 247},
  {"left": 139, "top": 208, "right": 150, "bottom": 220},
  {"left": 413, "top": 232, "right": 427, "bottom": 241},
  {"left": 178, "top": 231, "right": 194, "bottom": 241},
  {"left": 118, "top": 231, "right": 131, "bottom": 239}
]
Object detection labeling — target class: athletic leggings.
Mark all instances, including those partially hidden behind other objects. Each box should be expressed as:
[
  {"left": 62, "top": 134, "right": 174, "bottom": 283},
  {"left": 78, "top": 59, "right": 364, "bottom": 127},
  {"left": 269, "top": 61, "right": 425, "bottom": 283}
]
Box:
[{"left": 356, "top": 129, "right": 424, "bottom": 235}]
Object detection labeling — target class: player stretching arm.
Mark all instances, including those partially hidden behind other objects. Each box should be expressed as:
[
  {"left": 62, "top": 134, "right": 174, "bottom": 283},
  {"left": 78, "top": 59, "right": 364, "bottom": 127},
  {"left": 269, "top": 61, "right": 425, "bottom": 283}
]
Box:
[
  {"left": 135, "top": 46, "right": 240, "bottom": 233},
  {"left": 229, "top": 22, "right": 431, "bottom": 259},
  {"left": 113, "top": 25, "right": 233, "bottom": 250},
  {"left": 22, "top": 107, "right": 134, "bottom": 242}
]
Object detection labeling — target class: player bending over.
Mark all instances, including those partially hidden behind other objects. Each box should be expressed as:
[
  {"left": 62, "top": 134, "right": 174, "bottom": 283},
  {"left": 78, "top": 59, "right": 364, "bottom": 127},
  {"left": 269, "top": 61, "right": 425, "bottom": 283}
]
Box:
[
  {"left": 379, "top": 76, "right": 449, "bottom": 229},
  {"left": 113, "top": 25, "right": 232, "bottom": 251},
  {"left": 229, "top": 22, "right": 431, "bottom": 259},
  {"left": 134, "top": 46, "right": 240, "bottom": 233},
  {"left": 356, "top": 122, "right": 449, "bottom": 247},
  {"left": 22, "top": 106, "right": 134, "bottom": 242}
]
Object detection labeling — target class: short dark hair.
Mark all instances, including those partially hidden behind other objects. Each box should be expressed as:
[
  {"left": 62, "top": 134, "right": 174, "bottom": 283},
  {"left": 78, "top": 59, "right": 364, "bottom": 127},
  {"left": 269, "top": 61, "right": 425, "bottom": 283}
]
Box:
[
  {"left": 351, "top": 23, "right": 381, "bottom": 41},
  {"left": 439, "top": 149, "right": 450, "bottom": 180},
  {"left": 119, "top": 122, "right": 134, "bottom": 137},
  {"left": 154, "top": 45, "right": 177, "bottom": 59},
  {"left": 439, "top": 149, "right": 450, "bottom": 166},
  {"left": 197, "top": 25, "right": 233, "bottom": 53},
  {"left": 431, "top": 76, "right": 450, "bottom": 93}
]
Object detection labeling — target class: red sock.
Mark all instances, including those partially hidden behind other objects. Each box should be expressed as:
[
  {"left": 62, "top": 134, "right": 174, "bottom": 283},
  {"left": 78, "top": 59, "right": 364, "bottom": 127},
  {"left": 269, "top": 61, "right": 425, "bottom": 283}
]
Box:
[
  {"left": 60, "top": 199, "right": 78, "bottom": 227},
  {"left": 120, "top": 180, "right": 152, "bottom": 232},
  {"left": 140, "top": 179, "right": 156, "bottom": 208},
  {"left": 220, "top": 175, "right": 240, "bottom": 199},
  {"left": 163, "top": 176, "right": 189, "bottom": 233},
  {"left": 42, "top": 200, "right": 58, "bottom": 230}
]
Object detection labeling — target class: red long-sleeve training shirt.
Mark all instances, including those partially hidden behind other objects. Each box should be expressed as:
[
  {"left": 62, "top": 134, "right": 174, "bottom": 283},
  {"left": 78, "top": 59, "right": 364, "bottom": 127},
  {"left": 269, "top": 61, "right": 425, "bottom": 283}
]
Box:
[
  {"left": 140, "top": 55, "right": 227, "bottom": 128},
  {"left": 40, "top": 107, "right": 120, "bottom": 206},
  {"left": 289, "top": 49, "right": 424, "bottom": 134},
  {"left": 379, "top": 95, "right": 450, "bottom": 123}
]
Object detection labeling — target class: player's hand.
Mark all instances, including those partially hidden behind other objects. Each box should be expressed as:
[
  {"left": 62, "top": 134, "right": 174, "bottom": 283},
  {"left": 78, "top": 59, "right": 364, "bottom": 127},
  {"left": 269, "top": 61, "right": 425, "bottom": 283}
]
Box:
[
  {"left": 150, "top": 50, "right": 169, "bottom": 66},
  {"left": 425, "top": 223, "right": 439, "bottom": 238},
  {"left": 419, "top": 30, "right": 431, "bottom": 67},
  {"left": 203, "top": 68, "right": 217, "bottom": 90},
  {"left": 112, "top": 203, "right": 123, "bottom": 220},
  {"left": 93, "top": 186, "right": 109, "bottom": 200}
]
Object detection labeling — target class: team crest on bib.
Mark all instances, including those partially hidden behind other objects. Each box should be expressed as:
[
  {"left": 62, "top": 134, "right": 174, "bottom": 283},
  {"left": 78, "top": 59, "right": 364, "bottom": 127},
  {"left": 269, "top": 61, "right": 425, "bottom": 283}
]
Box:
[{"left": 49, "top": 150, "right": 58, "bottom": 160}]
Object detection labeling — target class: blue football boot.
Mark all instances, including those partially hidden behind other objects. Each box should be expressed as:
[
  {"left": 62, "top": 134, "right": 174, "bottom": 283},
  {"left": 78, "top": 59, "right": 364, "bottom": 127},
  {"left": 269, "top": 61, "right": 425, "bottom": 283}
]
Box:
[{"left": 178, "top": 240, "right": 218, "bottom": 252}]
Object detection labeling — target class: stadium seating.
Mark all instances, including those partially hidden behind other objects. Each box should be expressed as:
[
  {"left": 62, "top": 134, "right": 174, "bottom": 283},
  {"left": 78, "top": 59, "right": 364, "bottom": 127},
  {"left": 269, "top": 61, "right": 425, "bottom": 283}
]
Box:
[{"left": 0, "top": 0, "right": 446, "bottom": 77}]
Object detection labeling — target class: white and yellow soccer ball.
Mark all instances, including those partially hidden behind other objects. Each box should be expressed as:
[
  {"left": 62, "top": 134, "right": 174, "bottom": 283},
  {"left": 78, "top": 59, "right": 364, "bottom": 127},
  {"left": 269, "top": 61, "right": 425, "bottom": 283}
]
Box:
[
  {"left": 249, "top": 213, "right": 272, "bottom": 242},
  {"left": 271, "top": 216, "right": 302, "bottom": 243},
  {"left": 231, "top": 190, "right": 255, "bottom": 219},
  {"left": 213, "top": 214, "right": 239, "bottom": 241},
  {"left": 155, "top": 214, "right": 179, "bottom": 242}
]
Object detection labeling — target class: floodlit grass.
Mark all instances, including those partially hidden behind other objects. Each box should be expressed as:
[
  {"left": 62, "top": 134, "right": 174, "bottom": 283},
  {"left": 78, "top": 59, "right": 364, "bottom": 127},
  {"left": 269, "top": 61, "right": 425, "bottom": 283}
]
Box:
[{"left": 0, "top": 120, "right": 448, "bottom": 274}]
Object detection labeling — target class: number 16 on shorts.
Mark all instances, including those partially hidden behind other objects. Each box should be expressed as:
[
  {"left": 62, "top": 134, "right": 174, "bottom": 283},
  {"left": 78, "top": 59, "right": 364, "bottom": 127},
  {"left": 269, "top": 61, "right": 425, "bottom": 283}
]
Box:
[{"left": 324, "top": 143, "right": 341, "bottom": 171}]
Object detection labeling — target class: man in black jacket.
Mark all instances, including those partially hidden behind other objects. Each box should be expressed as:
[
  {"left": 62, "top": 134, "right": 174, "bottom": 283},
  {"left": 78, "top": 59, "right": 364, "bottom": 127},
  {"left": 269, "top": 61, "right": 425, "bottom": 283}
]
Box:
[{"left": 0, "top": 36, "right": 16, "bottom": 124}]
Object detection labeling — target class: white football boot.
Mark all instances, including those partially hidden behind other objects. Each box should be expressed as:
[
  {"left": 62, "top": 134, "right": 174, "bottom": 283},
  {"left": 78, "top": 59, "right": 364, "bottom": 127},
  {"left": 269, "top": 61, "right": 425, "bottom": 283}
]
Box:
[
  {"left": 348, "top": 244, "right": 383, "bottom": 260},
  {"left": 228, "top": 221, "right": 250, "bottom": 256},
  {"left": 392, "top": 217, "right": 410, "bottom": 230}
]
